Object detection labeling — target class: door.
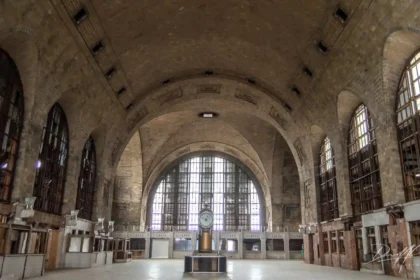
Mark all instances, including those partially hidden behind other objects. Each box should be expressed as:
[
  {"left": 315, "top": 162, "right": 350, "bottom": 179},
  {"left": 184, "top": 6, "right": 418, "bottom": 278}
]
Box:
[
  {"left": 45, "top": 230, "right": 60, "bottom": 270},
  {"left": 151, "top": 239, "right": 169, "bottom": 259}
]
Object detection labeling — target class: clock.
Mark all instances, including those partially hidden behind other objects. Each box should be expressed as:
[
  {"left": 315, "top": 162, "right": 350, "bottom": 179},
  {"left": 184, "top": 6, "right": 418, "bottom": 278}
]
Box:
[{"left": 199, "top": 210, "right": 214, "bottom": 229}]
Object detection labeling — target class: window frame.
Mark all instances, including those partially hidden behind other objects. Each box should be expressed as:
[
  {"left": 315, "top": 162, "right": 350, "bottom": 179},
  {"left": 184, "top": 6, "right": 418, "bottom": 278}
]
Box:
[
  {"left": 0, "top": 49, "right": 24, "bottom": 202},
  {"left": 347, "top": 104, "right": 382, "bottom": 218},
  {"left": 396, "top": 50, "right": 420, "bottom": 202},
  {"left": 33, "top": 103, "right": 69, "bottom": 215},
  {"left": 75, "top": 136, "right": 97, "bottom": 220},
  {"left": 147, "top": 153, "right": 266, "bottom": 232},
  {"left": 318, "top": 137, "right": 339, "bottom": 221}
]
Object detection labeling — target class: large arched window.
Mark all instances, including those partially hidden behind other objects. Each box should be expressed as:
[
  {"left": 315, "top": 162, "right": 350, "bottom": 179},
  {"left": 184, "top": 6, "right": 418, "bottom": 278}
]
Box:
[
  {"left": 150, "top": 155, "right": 263, "bottom": 232},
  {"left": 396, "top": 51, "right": 420, "bottom": 202},
  {"left": 318, "top": 137, "right": 338, "bottom": 221},
  {"left": 33, "top": 104, "right": 69, "bottom": 215},
  {"left": 348, "top": 104, "right": 382, "bottom": 217},
  {"left": 76, "top": 136, "right": 96, "bottom": 220},
  {"left": 0, "top": 49, "right": 24, "bottom": 202}
]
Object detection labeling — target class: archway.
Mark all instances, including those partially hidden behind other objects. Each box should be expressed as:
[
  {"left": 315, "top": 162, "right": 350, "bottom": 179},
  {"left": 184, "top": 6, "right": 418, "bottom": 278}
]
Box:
[{"left": 146, "top": 152, "right": 267, "bottom": 232}]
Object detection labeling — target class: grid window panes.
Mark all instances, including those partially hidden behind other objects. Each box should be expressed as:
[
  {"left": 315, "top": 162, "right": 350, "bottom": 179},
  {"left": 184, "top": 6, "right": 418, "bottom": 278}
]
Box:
[
  {"left": 397, "top": 51, "right": 420, "bottom": 201},
  {"left": 319, "top": 137, "right": 339, "bottom": 221},
  {"left": 348, "top": 104, "right": 382, "bottom": 218},
  {"left": 33, "top": 104, "right": 69, "bottom": 215},
  {"left": 0, "top": 49, "right": 24, "bottom": 202},
  {"left": 76, "top": 137, "right": 96, "bottom": 220},
  {"left": 150, "top": 156, "right": 262, "bottom": 231}
]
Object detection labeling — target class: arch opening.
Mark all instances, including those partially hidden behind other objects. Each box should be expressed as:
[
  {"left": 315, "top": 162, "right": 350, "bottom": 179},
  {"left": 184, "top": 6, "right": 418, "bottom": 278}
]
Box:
[{"left": 147, "top": 152, "right": 266, "bottom": 232}]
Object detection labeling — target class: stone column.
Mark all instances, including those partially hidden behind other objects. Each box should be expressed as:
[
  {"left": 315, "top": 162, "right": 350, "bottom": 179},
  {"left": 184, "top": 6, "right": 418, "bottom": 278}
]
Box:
[
  {"left": 260, "top": 234, "right": 267, "bottom": 259},
  {"left": 145, "top": 232, "right": 151, "bottom": 259},
  {"left": 362, "top": 227, "right": 368, "bottom": 261},
  {"left": 284, "top": 232, "right": 290, "bottom": 259},
  {"left": 374, "top": 225, "right": 385, "bottom": 272},
  {"left": 191, "top": 232, "right": 197, "bottom": 253},
  {"left": 214, "top": 232, "right": 220, "bottom": 252},
  {"left": 168, "top": 232, "right": 174, "bottom": 259},
  {"left": 238, "top": 232, "right": 243, "bottom": 259}
]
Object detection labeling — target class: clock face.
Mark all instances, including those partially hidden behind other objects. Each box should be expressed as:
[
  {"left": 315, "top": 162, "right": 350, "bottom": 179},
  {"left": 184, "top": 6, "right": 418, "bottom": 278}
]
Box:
[{"left": 199, "top": 211, "right": 214, "bottom": 228}]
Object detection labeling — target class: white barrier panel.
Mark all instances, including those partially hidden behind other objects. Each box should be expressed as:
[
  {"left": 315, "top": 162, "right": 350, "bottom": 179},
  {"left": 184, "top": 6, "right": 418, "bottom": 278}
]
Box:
[{"left": 24, "top": 255, "right": 44, "bottom": 278}]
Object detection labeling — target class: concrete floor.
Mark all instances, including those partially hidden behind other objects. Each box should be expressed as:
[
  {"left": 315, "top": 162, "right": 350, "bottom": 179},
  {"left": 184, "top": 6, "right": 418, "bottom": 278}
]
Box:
[{"left": 36, "top": 260, "right": 401, "bottom": 280}]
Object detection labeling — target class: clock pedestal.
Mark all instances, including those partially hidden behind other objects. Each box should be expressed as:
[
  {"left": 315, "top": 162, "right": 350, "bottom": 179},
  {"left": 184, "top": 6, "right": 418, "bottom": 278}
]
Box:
[
  {"left": 184, "top": 206, "right": 227, "bottom": 275},
  {"left": 199, "top": 229, "right": 212, "bottom": 253}
]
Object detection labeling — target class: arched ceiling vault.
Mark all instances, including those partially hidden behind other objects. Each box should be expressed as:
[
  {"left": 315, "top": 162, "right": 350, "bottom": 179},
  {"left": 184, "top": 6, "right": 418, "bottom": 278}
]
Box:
[
  {"left": 139, "top": 143, "right": 273, "bottom": 230},
  {"left": 107, "top": 77, "right": 309, "bottom": 174},
  {"left": 89, "top": 0, "right": 334, "bottom": 105}
]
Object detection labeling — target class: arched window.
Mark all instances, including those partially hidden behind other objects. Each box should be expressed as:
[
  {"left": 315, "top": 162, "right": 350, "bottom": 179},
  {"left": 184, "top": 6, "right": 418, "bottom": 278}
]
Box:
[
  {"left": 396, "top": 51, "right": 420, "bottom": 202},
  {"left": 76, "top": 137, "right": 96, "bottom": 220},
  {"left": 33, "top": 104, "right": 69, "bottom": 215},
  {"left": 318, "top": 137, "right": 338, "bottom": 221},
  {"left": 150, "top": 155, "right": 263, "bottom": 232},
  {"left": 0, "top": 49, "right": 24, "bottom": 202},
  {"left": 348, "top": 104, "right": 382, "bottom": 217}
]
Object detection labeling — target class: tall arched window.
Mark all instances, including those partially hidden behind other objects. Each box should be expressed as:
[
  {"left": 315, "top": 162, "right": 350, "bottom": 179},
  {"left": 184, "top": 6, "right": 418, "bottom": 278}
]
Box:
[
  {"left": 396, "top": 51, "right": 420, "bottom": 202},
  {"left": 0, "top": 49, "right": 24, "bottom": 202},
  {"left": 318, "top": 137, "right": 338, "bottom": 221},
  {"left": 76, "top": 137, "right": 96, "bottom": 220},
  {"left": 348, "top": 104, "right": 382, "bottom": 217},
  {"left": 150, "top": 155, "right": 263, "bottom": 232},
  {"left": 33, "top": 104, "right": 69, "bottom": 215}
]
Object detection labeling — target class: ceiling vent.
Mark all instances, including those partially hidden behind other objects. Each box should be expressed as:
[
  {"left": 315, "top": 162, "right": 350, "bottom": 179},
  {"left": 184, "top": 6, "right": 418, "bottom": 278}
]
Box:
[
  {"left": 303, "top": 67, "right": 313, "bottom": 78},
  {"left": 106, "top": 67, "right": 116, "bottom": 79},
  {"left": 292, "top": 86, "right": 301, "bottom": 96},
  {"left": 73, "top": 8, "right": 88, "bottom": 25},
  {"left": 334, "top": 7, "right": 348, "bottom": 23},
  {"left": 91, "top": 41, "right": 104, "bottom": 55},
  {"left": 117, "top": 87, "right": 126, "bottom": 95},
  {"left": 162, "top": 79, "right": 172, "bottom": 85},
  {"left": 317, "top": 41, "right": 328, "bottom": 54}
]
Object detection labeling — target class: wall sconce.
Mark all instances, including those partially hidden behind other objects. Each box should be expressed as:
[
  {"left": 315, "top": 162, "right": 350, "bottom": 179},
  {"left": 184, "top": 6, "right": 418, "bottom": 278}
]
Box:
[
  {"left": 108, "top": 221, "right": 115, "bottom": 233},
  {"left": 307, "top": 223, "right": 318, "bottom": 234},
  {"left": 298, "top": 224, "right": 306, "bottom": 234},
  {"left": 25, "top": 197, "right": 37, "bottom": 210},
  {"left": 67, "top": 210, "right": 79, "bottom": 227},
  {"left": 95, "top": 217, "right": 105, "bottom": 233}
]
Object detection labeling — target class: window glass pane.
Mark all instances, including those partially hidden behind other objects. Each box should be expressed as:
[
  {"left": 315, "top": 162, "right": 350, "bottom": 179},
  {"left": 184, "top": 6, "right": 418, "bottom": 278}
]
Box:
[
  {"left": 348, "top": 104, "right": 382, "bottom": 217},
  {"left": 150, "top": 156, "right": 262, "bottom": 231},
  {"left": 33, "top": 104, "right": 69, "bottom": 215}
]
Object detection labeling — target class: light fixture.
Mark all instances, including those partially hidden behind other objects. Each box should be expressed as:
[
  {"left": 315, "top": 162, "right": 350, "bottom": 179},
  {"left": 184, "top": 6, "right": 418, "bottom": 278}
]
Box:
[
  {"left": 108, "top": 221, "right": 115, "bottom": 233},
  {"left": 67, "top": 210, "right": 79, "bottom": 226},
  {"left": 25, "top": 197, "right": 37, "bottom": 210},
  {"left": 91, "top": 41, "right": 104, "bottom": 55},
  {"left": 1, "top": 163, "right": 7, "bottom": 169},
  {"left": 298, "top": 224, "right": 306, "bottom": 234},
  {"left": 415, "top": 173, "right": 420, "bottom": 178},
  {"left": 36, "top": 160, "right": 42, "bottom": 169},
  {"left": 73, "top": 7, "right": 88, "bottom": 25},
  {"left": 198, "top": 112, "right": 219, "bottom": 118}
]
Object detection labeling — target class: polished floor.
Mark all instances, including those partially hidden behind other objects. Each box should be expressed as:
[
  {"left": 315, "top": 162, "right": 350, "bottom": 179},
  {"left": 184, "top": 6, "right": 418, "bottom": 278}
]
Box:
[{"left": 36, "top": 260, "right": 401, "bottom": 280}]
